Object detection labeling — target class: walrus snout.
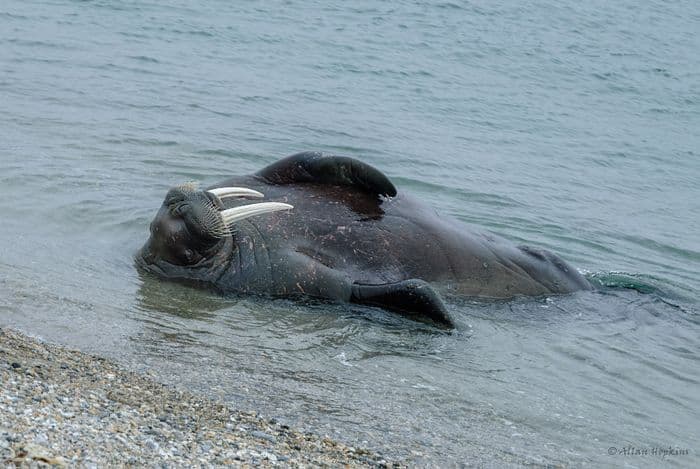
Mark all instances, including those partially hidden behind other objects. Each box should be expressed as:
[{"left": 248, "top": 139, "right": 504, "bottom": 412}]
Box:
[{"left": 139, "top": 184, "right": 294, "bottom": 267}]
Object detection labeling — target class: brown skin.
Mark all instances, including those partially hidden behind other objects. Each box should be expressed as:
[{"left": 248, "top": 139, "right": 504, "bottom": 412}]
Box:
[{"left": 137, "top": 152, "right": 592, "bottom": 327}]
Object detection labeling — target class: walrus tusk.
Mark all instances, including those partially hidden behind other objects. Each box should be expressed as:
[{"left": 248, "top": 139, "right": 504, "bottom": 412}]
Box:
[
  {"left": 221, "top": 202, "right": 293, "bottom": 225},
  {"left": 207, "top": 187, "right": 265, "bottom": 200}
]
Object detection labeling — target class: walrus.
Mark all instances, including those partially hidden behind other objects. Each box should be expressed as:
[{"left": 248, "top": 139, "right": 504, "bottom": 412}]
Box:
[{"left": 136, "top": 152, "right": 592, "bottom": 327}]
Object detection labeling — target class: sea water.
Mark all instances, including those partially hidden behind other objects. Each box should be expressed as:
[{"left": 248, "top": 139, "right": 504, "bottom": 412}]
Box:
[{"left": 1, "top": 0, "right": 698, "bottom": 466}]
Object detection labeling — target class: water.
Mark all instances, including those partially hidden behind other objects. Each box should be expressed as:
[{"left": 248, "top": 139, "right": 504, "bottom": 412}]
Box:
[{"left": 1, "top": 0, "right": 699, "bottom": 466}]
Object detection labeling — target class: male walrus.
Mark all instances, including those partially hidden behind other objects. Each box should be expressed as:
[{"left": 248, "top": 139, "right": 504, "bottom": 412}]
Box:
[{"left": 137, "top": 152, "right": 591, "bottom": 327}]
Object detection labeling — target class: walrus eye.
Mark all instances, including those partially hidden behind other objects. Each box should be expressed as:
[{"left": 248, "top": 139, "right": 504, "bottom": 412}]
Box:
[
  {"left": 170, "top": 203, "right": 188, "bottom": 217},
  {"left": 164, "top": 189, "right": 188, "bottom": 207}
]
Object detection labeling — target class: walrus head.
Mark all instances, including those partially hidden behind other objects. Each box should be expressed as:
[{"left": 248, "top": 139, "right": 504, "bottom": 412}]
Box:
[{"left": 137, "top": 184, "right": 292, "bottom": 276}]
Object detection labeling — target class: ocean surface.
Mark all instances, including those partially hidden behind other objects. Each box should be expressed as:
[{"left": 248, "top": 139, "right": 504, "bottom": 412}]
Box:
[{"left": 1, "top": 0, "right": 698, "bottom": 466}]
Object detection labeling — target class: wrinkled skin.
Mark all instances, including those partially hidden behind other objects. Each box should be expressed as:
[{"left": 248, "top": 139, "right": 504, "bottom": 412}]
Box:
[{"left": 137, "top": 152, "right": 592, "bottom": 327}]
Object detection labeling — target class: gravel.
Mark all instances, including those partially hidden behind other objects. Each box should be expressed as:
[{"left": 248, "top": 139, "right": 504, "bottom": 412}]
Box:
[{"left": 0, "top": 327, "right": 400, "bottom": 467}]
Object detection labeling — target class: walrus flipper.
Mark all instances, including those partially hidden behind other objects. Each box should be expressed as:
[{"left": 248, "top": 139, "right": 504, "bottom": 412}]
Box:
[
  {"left": 351, "top": 279, "right": 454, "bottom": 328},
  {"left": 257, "top": 151, "right": 397, "bottom": 197}
]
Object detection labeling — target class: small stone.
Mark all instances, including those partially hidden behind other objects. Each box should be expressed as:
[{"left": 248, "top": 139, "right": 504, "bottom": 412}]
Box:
[
  {"left": 145, "top": 439, "right": 160, "bottom": 451},
  {"left": 250, "top": 431, "right": 276, "bottom": 443},
  {"left": 34, "top": 433, "right": 49, "bottom": 446},
  {"left": 10, "top": 362, "right": 21, "bottom": 369}
]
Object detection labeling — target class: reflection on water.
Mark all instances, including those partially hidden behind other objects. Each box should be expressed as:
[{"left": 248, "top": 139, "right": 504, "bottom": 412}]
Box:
[{"left": 136, "top": 270, "right": 227, "bottom": 320}]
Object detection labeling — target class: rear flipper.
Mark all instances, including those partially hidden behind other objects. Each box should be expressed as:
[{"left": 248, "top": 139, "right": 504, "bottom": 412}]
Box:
[{"left": 351, "top": 279, "right": 455, "bottom": 328}]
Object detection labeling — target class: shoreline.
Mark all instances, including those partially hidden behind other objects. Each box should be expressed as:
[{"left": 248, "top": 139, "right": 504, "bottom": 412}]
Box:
[{"left": 0, "top": 327, "right": 397, "bottom": 467}]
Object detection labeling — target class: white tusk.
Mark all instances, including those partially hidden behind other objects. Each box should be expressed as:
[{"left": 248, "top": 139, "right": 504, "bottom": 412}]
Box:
[
  {"left": 221, "top": 202, "right": 293, "bottom": 225},
  {"left": 207, "top": 187, "right": 265, "bottom": 200}
]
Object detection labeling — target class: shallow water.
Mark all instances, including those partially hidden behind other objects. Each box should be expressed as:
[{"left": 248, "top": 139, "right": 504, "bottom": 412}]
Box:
[{"left": 1, "top": 0, "right": 699, "bottom": 466}]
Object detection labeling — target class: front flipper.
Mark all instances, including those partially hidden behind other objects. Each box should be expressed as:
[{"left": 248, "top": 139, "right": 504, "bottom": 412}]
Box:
[
  {"left": 351, "top": 279, "right": 455, "bottom": 328},
  {"left": 256, "top": 151, "right": 397, "bottom": 197}
]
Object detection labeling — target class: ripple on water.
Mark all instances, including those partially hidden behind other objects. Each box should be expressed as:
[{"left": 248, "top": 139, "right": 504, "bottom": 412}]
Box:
[{"left": 1, "top": 0, "right": 699, "bottom": 466}]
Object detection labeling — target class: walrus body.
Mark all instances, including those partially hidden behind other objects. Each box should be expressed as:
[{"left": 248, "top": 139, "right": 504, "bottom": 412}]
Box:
[{"left": 137, "top": 152, "right": 591, "bottom": 327}]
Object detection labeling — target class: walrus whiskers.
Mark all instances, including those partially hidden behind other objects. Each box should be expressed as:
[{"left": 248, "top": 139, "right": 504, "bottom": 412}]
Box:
[
  {"left": 220, "top": 202, "right": 293, "bottom": 225},
  {"left": 200, "top": 199, "right": 231, "bottom": 239}
]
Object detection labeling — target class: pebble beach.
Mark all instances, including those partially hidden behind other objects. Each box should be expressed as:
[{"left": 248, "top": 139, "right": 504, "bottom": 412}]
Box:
[{"left": 0, "top": 328, "right": 397, "bottom": 467}]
